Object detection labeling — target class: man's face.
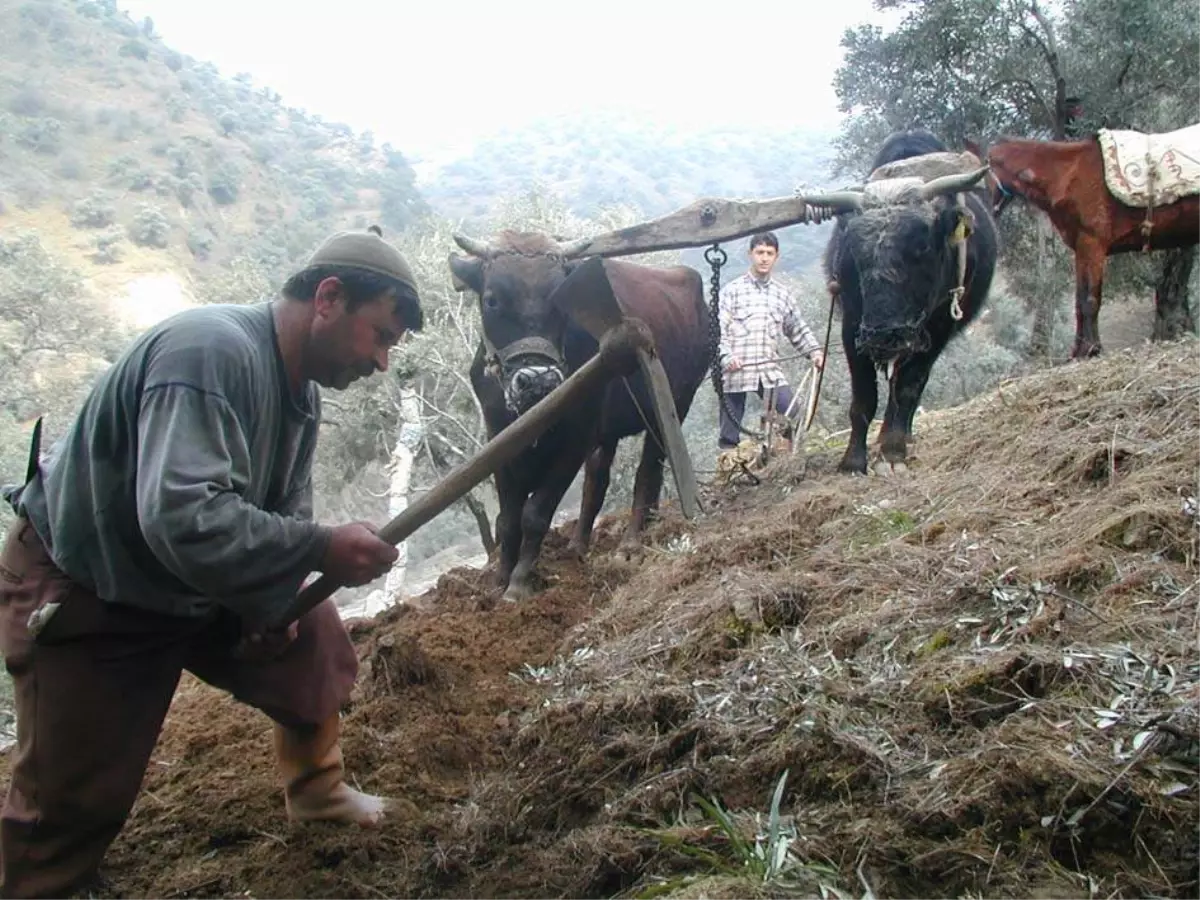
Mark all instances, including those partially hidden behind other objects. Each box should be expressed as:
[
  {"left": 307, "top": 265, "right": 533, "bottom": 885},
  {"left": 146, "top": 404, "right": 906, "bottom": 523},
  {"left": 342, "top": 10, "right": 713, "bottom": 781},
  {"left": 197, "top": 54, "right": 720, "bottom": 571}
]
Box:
[
  {"left": 750, "top": 243, "right": 779, "bottom": 278},
  {"left": 309, "top": 277, "right": 407, "bottom": 390}
]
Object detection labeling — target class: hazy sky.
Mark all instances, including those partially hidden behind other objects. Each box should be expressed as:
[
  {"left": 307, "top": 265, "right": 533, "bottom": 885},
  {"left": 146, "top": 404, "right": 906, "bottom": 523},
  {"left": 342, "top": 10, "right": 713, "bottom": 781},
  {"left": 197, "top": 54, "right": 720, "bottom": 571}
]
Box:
[{"left": 115, "top": 1, "right": 899, "bottom": 164}]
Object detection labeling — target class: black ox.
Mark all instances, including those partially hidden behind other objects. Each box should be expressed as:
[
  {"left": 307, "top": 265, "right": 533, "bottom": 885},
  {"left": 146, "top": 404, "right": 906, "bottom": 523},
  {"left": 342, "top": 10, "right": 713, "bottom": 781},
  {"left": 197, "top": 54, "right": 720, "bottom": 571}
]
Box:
[
  {"left": 821, "top": 129, "right": 998, "bottom": 474},
  {"left": 449, "top": 231, "right": 710, "bottom": 602}
]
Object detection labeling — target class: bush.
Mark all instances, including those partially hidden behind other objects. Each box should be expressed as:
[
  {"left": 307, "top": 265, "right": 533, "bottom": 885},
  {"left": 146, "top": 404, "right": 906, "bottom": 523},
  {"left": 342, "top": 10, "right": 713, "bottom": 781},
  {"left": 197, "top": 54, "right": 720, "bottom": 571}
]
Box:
[
  {"left": 165, "top": 94, "right": 187, "bottom": 123},
  {"left": 207, "top": 161, "right": 242, "bottom": 206},
  {"left": 118, "top": 39, "right": 148, "bottom": 60},
  {"left": 70, "top": 194, "right": 116, "bottom": 229},
  {"left": 128, "top": 204, "right": 170, "bottom": 248},
  {"left": 16, "top": 117, "right": 63, "bottom": 155},
  {"left": 91, "top": 228, "right": 124, "bottom": 264},
  {"left": 57, "top": 154, "right": 85, "bottom": 180},
  {"left": 175, "top": 173, "right": 204, "bottom": 208},
  {"left": 186, "top": 225, "right": 216, "bottom": 260},
  {"left": 164, "top": 51, "right": 183, "bottom": 72},
  {"left": 8, "top": 87, "right": 45, "bottom": 117}
]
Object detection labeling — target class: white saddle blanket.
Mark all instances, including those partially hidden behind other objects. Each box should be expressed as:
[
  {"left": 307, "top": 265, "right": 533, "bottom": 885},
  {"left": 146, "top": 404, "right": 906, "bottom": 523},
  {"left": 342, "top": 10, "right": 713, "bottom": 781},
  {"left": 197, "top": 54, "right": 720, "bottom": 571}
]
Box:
[{"left": 1097, "top": 123, "right": 1200, "bottom": 207}]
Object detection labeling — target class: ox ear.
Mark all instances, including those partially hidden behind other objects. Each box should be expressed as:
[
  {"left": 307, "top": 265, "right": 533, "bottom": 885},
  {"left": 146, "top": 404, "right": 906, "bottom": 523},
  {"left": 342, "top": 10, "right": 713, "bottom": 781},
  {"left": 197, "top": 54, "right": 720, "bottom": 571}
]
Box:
[
  {"left": 936, "top": 202, "right": 974, "bottom": 248},
  {"left": 447, "top": 252, "right": 483, "bottom": 294}
]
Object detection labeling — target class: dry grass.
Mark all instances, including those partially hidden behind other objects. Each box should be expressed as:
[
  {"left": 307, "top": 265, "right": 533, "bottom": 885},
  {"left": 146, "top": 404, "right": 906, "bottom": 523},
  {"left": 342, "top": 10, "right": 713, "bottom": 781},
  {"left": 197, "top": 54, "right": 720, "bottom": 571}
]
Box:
[
  {"left": 458, "top": 338, "right": 1199, "bottom": 899},
  {"left": 25, "top": 338, "right": 1195, "bottom": 900}
]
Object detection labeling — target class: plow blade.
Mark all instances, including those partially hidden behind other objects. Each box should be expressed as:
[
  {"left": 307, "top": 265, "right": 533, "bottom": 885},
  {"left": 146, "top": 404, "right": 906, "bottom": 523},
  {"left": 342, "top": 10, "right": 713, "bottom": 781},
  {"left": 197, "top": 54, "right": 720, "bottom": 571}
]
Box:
[{"left": 552, "top": 257, "right": 700, "bottom": 519}]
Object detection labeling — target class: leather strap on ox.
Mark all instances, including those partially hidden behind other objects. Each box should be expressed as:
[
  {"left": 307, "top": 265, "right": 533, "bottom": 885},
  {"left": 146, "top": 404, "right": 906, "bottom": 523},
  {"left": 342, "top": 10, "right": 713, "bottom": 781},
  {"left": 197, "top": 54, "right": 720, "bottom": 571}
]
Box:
[{"left": 483, "top": 334, "right": 565, "bottom": 373}]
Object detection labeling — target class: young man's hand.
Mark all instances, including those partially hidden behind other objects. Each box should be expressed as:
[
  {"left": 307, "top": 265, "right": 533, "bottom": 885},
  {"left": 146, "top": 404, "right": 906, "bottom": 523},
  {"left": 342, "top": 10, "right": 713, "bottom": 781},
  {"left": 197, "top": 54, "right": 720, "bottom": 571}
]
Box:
[
  {"left": 810, "top": 350, "right": 826, "bottom": 371},
  {"left": 723, "top": 356, "right": 743, "bottom": 374}
]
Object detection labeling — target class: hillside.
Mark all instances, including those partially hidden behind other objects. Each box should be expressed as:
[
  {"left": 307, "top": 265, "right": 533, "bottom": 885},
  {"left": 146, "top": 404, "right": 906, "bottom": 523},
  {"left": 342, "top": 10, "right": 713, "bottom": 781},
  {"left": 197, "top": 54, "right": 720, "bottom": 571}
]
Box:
[
  {"left": 418, "top": 111, "right": 841, "bottom": 275},
  {"left": 0, "top": 0, "right": 426, "bottom": 310},
  {"left": 21, "top": 338, "right": 1195, "bottom": 899},
  {"left": 0, "top": 0, "right": 434, "bottom": 542}
]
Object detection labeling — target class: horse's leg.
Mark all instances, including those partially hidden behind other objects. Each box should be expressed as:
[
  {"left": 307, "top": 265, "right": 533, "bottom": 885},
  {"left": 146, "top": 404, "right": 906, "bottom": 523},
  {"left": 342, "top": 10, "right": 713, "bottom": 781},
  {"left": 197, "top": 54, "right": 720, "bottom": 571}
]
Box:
[{"left": 1072, "top": 238, "right": 1107, "bottom": 359}]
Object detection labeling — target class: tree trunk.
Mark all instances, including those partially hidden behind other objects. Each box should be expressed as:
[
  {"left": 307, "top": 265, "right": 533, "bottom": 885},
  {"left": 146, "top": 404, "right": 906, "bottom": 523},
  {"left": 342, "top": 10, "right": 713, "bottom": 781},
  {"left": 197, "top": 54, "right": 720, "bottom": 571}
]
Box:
[
  {"left": 341, "top": 387, "right": 423, "bottom": 620},
  {"left": 462, "top": 491, "right": 497, "bottom": 556},
  {"left": 427, "top": 438, "right": 495, "bottom": 555},
  {"left": 1152, "top": 247, "right": 1197, "bottom": 341},
  {"left": 1029, "top": 214, "right": 1056, "bottom": 358}
]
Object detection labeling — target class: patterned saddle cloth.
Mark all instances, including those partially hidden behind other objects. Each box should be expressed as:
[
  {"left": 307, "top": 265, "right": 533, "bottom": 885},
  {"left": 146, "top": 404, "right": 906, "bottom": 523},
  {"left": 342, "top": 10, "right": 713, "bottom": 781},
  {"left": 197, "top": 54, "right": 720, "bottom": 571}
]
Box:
[{"left": 1097, "top": 122, "right": 1200, "bottom": 207}]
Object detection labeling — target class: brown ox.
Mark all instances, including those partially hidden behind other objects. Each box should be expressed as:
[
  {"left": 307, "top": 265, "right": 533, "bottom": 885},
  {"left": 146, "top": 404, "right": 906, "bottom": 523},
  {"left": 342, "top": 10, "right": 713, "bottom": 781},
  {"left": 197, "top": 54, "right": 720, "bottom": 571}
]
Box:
[
  {"left": 978, "top": 133, "right": 1200, "bottom": 358},
  {"left": 449, "top": 231, "right": 710, "bottom": 602}
]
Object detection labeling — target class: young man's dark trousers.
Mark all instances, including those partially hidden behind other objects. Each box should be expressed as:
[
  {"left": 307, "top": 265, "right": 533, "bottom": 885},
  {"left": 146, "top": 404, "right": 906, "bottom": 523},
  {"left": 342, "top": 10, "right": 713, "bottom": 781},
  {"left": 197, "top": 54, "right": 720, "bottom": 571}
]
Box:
[{"left": 718, "top": 381, "right": 796, "bottom": 448}]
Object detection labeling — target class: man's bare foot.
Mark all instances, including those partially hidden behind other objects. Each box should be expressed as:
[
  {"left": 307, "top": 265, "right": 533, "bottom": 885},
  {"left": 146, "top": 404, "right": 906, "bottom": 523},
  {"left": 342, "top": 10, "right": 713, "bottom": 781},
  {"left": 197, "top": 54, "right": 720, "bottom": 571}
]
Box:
[{"left": 286, "top": 782, "right": 393, "bottom": 828}]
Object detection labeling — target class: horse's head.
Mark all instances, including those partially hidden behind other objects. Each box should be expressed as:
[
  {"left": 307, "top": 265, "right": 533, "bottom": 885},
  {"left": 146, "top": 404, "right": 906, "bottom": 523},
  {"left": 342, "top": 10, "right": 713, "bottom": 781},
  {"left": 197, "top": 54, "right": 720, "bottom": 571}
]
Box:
[
  {"left": 965, "top": 138, "right": 1018, "bottom": 217},
  {"left": 982, "top": 137, "right": 1050, "bottom": 214}
]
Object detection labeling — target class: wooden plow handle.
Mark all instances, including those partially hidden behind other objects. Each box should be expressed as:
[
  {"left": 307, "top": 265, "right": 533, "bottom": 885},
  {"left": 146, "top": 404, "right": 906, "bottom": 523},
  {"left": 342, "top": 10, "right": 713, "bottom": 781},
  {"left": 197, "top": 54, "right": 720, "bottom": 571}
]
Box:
[{"left": 275, "top": 319, "right": 650, "bottom": 627}]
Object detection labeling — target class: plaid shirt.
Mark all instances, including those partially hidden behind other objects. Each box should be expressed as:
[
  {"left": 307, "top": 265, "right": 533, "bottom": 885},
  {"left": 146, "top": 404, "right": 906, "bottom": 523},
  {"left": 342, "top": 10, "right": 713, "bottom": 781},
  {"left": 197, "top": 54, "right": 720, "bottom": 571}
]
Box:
[{"left": 718, "top": 272, "right": 821, "bottom": 393}]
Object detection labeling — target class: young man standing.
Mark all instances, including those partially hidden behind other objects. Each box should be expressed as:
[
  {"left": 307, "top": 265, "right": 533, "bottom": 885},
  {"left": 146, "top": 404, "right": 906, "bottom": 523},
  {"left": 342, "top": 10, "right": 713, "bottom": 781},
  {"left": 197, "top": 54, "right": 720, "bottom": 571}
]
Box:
[
  {"left": 717, "top": 231, "right": 825, "bottom": 449},
  {"left": 0, "top": 226, "right": 423, "bottom": 898}
]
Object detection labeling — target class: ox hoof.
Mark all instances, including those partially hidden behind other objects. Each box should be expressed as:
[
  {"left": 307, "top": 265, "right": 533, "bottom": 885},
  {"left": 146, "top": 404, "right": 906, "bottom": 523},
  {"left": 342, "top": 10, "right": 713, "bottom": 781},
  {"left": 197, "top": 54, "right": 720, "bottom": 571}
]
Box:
[
  {"left": 873, "top": 459, "right": 910, "bottom": 478},
  {"left": 565, "top": 540, "right": 588, "bottom": 562},
  {"left": 502, "top": 576, "right": 537, "bottom": 603},
  {"left": 837, "top": 449, "right": 868, "bottom": 475},
  {"left": 617, "top": 538, "right": 644, "bottom": 562}
]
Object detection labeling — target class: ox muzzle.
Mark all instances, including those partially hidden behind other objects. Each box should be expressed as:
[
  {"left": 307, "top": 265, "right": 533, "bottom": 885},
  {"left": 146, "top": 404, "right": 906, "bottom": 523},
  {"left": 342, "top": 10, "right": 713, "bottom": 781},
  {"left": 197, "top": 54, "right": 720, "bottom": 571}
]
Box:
[
  {"left": 488, "top": 335, "right": 566, "bottom": 415},
  {"left": 856, "top": 320, "right": 933, "bottom": 364}
]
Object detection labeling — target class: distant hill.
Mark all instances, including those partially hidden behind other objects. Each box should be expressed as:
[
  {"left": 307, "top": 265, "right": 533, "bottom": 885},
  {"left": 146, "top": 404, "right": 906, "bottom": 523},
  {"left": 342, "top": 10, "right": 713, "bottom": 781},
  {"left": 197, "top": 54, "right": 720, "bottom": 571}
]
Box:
[{"left": 418, "top": 111, "right": 843, "bottom": 276}]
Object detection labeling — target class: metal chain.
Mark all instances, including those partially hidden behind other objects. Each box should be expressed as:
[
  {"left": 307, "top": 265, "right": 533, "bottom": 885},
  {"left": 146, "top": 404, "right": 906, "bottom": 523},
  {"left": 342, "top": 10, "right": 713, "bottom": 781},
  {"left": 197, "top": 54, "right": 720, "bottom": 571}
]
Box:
[{"left": 705, "top": 243, "right": 764, "bottom": 442}]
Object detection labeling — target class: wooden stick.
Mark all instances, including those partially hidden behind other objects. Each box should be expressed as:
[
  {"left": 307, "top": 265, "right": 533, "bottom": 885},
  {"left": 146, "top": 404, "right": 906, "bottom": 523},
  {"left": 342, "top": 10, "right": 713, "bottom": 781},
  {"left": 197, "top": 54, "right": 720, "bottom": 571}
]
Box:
[
  {"left": 275, "top": 320, "right": 649, "bottom": 626},
  {"left": 567, "top": 196, "right": 839, "bottom": 259},
  {"left": 635, "top": 346, "right": 700, "bottom": 518}
]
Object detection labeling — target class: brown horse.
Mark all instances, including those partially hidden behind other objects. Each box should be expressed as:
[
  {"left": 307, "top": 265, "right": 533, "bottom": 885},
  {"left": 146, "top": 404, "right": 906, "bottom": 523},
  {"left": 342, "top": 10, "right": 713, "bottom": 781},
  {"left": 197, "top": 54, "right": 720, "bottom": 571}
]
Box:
[{"left": 977, "top": 134, "right": 1200, "bottom": 358}]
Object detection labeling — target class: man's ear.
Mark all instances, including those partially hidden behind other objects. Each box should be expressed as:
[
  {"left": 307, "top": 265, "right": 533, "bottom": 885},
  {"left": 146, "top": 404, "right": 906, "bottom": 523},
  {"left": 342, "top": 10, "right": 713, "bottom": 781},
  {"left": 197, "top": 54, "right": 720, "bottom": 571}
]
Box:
[
  {"left": 313, "top": 275, "right": 345, "bottom": 317},
  {"left": 448, "top": 253, "right": 484, "bottom": 293}
]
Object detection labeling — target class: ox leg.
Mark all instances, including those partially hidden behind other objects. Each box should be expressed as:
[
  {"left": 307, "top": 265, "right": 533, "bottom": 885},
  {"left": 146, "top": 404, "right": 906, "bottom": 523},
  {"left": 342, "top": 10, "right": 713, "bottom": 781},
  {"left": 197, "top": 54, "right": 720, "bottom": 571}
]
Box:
[
  {"left": 1072, "top": 239, "right": 1106, "bottom": 359},
  {"left": 877, "top": 352, "right": 938, "bottom": 473},
  {"left": 568, "top": 439, "right": 617, "bottom": 560},
  {"left": 838, "top": 350, "right": 878, "bottom": 475},
  {"left": 492, "top": 467, "right": 525, "bottom": 593},
  {"left": 620, "top": 434, "right": 667, "bottom": 555},
  {"left": 505, "top": 449, "right": 590, "bottom": 603}
]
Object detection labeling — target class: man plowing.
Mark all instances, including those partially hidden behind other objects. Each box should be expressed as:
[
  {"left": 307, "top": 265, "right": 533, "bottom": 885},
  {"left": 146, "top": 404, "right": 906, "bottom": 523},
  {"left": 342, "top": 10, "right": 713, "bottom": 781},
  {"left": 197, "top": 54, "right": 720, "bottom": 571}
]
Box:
[{"left": 0, "top": 227, "right": 422, "bottom": 898}]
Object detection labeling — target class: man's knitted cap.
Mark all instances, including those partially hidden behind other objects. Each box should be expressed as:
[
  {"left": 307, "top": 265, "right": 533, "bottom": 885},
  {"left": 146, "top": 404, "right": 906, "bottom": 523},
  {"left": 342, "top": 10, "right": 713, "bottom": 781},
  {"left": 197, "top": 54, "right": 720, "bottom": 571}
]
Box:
[{"left": 307, "top": 225, "right": 418, "bottom": 296}]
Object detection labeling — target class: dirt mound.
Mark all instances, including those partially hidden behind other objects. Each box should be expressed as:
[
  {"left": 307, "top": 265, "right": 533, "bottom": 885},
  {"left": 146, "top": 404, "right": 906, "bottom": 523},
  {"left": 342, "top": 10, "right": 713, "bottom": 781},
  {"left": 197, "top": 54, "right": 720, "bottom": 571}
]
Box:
[{"left": 4, "top": 340, "right": 1197, "bottom": 899}]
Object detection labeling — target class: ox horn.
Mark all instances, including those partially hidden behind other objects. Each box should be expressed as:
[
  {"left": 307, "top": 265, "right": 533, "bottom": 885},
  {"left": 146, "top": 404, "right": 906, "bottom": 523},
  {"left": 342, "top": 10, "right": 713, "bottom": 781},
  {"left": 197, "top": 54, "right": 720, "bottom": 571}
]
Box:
[
  {"left": 918, "top": 166, "right": 992, "bottom": 201},
  {"left": 453, "top": 233, "right": 495, "bottom": 259},
  {"left": 796, "top": 190, "right": 865, "bottom": 213},
  {"left": 556, "top": 237, "right": 593, "bottom": 259}
]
